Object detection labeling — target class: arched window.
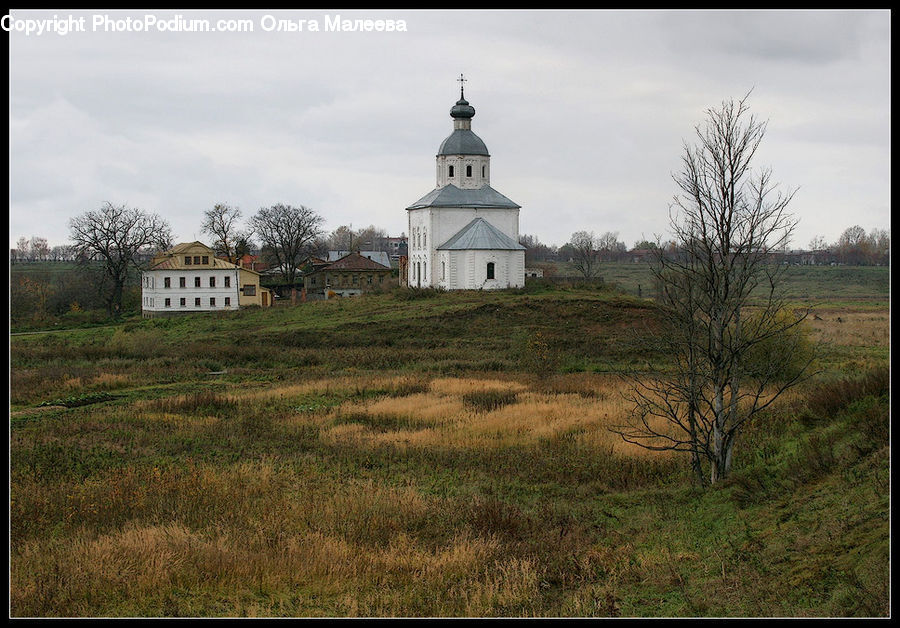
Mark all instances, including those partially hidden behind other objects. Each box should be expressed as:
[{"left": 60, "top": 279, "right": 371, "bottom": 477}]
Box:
[
  {"left": 482, "top": 165, "right": 486, "bottom": 178},
  {"left": 486, "top": 262, "right": 495, "bottom": 280},
  {"left": 448, "top": 165, "right": 454, "bottom": 178},
  {"left": 441, "top": 261, "right": 445, "bottom": 280},
  {"left": 466, "top": 165, "right": 472, "bottom": 177}
]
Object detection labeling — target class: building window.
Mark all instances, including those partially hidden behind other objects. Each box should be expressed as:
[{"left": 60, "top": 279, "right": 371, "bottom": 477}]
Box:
[
  {"left": 193, "top": 256, "right": 201, "bottom": 265},
  {"left": 466, "top": 165, "right": 472, "bottom": 177},
  {"left": 201, "top": 256, "right": 209, "bottom": 265},
  {"left": 164, "top": 277, "right": 171, "bottom": 288},
  {"left": 487, "top": 262, "right": 495, "bottom": 280},
  {"left": 165, "top": 298, "right": 171, "bottom": 307},
  {"left": 194, "top": 277, "right": 201, "bottom": 288},
  {"left": 179, "top": 277, "right": 186, "bottom": 288},
  {"left": 448, "top": 165, "right": 454, "bottom": 178},
  {"left": 209, "top": 277, "right": 216, "bottom": 288},
  {"left": 224, "top": 276, "right": 231, "bottom": 288},
  {"left": 224, "top": 297, "right": 231, "bottom": 306},
  {"left": 243, "top": 285, "right": 256, "bottom": 296},
  {"left": 194, "top": 297, "right": 201, "bottom": 307},
  {"left": 210, "top": 297, "right": 216, "bottom": 307},
  {"left": 180, "top": 298, "right": 186, "bottom": 307},
  {"left": 482, "top": 165, "right": 486, "bottom": 177},
  {"left": 185, "top": 256, "right": 192, "bottom": 265},
  {"left": 442, "top": 261, "right": 445, "bottom": 280}
]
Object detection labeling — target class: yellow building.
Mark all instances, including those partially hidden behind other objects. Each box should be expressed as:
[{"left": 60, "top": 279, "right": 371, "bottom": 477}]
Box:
[{"left": 141, "top": 242, "right": 273, "bottom": 316}]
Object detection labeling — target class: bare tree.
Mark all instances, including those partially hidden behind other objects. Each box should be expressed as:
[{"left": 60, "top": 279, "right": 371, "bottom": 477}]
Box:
[
  {"left": 16, "top": 236, "right": 30, "bottom": 262},
  {"left": 569, "top": 230, "right": 599, "bottom": 278},
  {"left": 201, "top": 203, "right": 244, "bottom": 263},
  {"left": 327, "top": 225, "right": 356, "bottom": 252},
  {"left": 612, "top": 94, "right": 814, "bottom": 486},
  {"left": 808, "top": 235, "right": 828, "bottom": 251},
  {"left": 30, "top": 237, "right": 50, "bottom": 261},
  {"left": 69, "top": 202, "right": 172, "bottom": 317},
  {"left": 249, "top": 203, "right": 324, "bottom": 286}
]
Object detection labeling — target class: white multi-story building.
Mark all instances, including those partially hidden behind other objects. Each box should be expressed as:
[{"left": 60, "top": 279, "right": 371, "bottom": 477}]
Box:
[
  {"left": 405, "top": 79, "right": 525, "bottom": 290},
  {"left": 141, "top": 241, "right": 273, "bottom": 317}
]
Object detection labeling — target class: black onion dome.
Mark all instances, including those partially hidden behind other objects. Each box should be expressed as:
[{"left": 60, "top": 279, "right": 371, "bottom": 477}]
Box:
[{"left": 450, "top": 97, "right": 475, "bottom": 119}]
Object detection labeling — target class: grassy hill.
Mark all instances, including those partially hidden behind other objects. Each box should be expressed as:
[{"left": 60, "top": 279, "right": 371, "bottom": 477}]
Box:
[{"left": 9, "top": 281, "right": 890, "bottom": 617}]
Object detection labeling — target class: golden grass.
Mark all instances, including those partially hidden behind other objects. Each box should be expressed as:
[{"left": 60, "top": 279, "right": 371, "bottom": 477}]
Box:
[
  {"left": 316, "top": 375, "right": 668, "bottom": 457},
  {"left": 808, "top": 310, "right": 890, "bottom": 348}
]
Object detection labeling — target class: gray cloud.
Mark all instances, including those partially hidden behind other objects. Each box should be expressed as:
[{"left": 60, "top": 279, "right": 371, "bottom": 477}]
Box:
[{"left": 8, "top": 9, "right": 891, "bottom": 251}]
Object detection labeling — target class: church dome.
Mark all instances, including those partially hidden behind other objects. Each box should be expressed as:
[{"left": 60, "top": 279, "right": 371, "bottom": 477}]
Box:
[
  {"left": 438, "top": 129, "right": 489, "bottom": 156},
  {"left": 450, "top": 97, "right": 475, "bottom": 120}
]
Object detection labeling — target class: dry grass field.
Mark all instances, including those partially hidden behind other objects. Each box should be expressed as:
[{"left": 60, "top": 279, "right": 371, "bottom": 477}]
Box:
[{"left": 9, "top": 278, "right": 890, "bottom": 618}]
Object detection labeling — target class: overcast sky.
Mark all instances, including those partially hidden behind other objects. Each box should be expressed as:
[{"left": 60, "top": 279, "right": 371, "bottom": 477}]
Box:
[{"left": 8, "top": 9, "right": 891, "bottom": 251}]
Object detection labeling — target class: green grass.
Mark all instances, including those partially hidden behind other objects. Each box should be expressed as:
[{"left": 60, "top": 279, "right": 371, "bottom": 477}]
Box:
[{"left": 8, "top": 276, "right": 890, "bottom": 618}]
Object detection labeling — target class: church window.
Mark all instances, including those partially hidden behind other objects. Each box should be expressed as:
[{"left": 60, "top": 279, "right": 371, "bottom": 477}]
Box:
[
  {"left": 448, "top": 165, "right": 454, "bottom": 178},
  {"left": 423, "top": 230, "right": 426, "bottom": 247},
  {"left": 487, "top": 262, "right": 495, "bottom": 280},
  {"left": 466, "top": 165, "right": 472, "bottom": 177},
  {"left": 441, "top": 261, "right": 445, "bottom": 280},
  {"left": 482, "top": 165, "right": 486, "bottom": 177}
]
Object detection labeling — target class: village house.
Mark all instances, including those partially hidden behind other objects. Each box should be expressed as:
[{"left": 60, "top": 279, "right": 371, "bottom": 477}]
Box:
[
  {"left": 141, "top": 241, "right": 273, "bottom": 317},
  {"left": 304, "top": 251, "right": 393, "bottom": 298}
]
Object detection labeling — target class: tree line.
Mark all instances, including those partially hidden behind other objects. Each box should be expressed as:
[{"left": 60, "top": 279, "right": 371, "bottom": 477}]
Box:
[{"left": 10, "top": 201, "right": 411, "bottom": 325}]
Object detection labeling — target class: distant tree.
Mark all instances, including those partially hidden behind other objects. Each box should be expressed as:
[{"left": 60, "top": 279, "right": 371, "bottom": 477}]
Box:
[
  {"left": 870, "top": 228, "right": 890, "bottom": 265},
  {"left": 808, "top": 235, "right": 829, "bottom": 251},
  {"left": 519, "top": 233, "right": 557, "bottom": 264},
  {"left": 327, "top": 225, "right": 355, "bottom": 252},
  {"left": 596, "top": 231, "right": 627, "bottom": 261},
  {"left": 69, "top": 202, "right": 172, "bottom": 317},
  {"left": 49, "top": 244, "right": 75, "bottom": 262},
  {"left": 201, "top": 203, "right": 245, "bottom": 263},
  {"left": 250, "top": 203, "right": 324, "bottom": 286},
  {"left": 16, "top": 237, "right": 30, "bottom": 262},
  {"left": 355, "top": 225, "right": 390, "bottom": 252},
  {"left": 30, "top": 237, "right": 50, "bottom": 261},
  {"left": 633, "top": 239, "right": 659, "bottom": 251},
  {"left": 233, "top": 233, "right": 255, "bottom": 262},
  {"left": 613, "top": 94, "right": 814, "bottom": 486},
  {"left": 569, "top": 230, "right": 600, "bottom": 278}
]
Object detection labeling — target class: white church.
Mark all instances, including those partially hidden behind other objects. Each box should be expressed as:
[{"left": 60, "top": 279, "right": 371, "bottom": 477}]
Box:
[{"left": 405, "top": 78, "right": 525, "bottom": 290}]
